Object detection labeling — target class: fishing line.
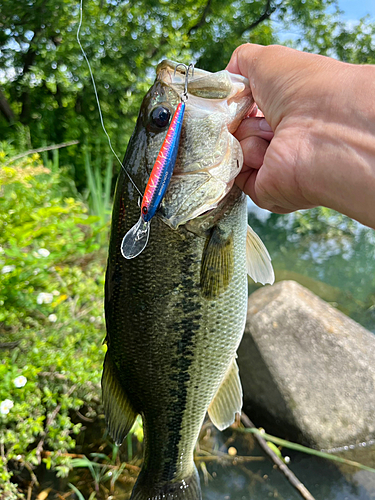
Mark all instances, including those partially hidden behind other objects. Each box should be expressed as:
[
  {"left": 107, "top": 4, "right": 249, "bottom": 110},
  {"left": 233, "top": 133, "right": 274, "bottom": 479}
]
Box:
[{"left": 76, "top": 0, "right": 143, "bottom": 197}]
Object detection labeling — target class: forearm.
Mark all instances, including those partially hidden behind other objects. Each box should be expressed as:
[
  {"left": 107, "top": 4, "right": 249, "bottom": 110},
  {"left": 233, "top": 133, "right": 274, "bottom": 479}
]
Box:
[{"left": 301, "top": 63, "right": 375, "bottom": 228}]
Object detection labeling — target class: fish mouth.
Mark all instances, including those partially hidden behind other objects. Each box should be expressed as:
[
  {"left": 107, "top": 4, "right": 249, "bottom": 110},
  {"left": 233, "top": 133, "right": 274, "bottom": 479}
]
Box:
[
  {"left": 157, "top": 60, "right": 253, "bottom": 109},
  {"left": 156, "top": 60, "right": 253, "bottom": 230}
]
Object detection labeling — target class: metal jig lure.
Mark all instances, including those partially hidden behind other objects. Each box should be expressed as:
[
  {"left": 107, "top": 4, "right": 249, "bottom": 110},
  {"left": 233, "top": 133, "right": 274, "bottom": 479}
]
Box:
[{"left": 121, "top": 63, "right": 194, "bottom": 260}]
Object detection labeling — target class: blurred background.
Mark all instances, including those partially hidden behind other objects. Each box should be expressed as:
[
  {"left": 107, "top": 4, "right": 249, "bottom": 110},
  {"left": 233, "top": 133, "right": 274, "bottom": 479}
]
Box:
[{"left": 1, "top": 0, "right": 375, "bottom": 499}]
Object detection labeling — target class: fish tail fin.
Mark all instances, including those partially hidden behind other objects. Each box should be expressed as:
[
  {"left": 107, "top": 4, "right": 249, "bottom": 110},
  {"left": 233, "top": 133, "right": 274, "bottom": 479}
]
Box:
[{"left": 130, "top": 466, "right": 201, "bottom": 500}]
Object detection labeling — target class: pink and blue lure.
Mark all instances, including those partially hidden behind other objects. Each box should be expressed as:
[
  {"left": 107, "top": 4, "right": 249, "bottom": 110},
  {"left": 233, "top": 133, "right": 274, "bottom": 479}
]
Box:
[
  {"left": 121, "top": 64, "right": 193, "bottom": 259},
  {"left": 141, "top": 101, "right": 185, "bottom": 223}
]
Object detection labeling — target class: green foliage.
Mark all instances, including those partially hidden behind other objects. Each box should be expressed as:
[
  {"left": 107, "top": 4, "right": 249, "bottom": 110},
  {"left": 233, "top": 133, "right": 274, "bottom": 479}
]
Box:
[
  {"left": 0, "top": 144, "right": 101, "bottom": 328},
  {"left": 68, "top": 483, "right": 87, "bottom": 500},
  {"left": 0, "top": 149, "right": 108, "bottom": 497},
  {"left": 69, "top": 445, "right": 127, "bottom": 495},
  {"left": 83, "top": 147, "right": 113, "bottom": 242},
  {"left": 1, "top": 0, "right": 374, "bottom": 187},
  {"left": 332, "top": 17, "right": 375, "bottom": 63}
]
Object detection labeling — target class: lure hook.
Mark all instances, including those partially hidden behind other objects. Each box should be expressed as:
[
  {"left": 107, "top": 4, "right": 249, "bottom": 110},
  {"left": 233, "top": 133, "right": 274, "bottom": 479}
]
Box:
[
  {"left": 121, "top": 62, "right": 194, "bottom": 260},
  {"left": 174, "top": 63, "right": 195, "bottom": 101}
]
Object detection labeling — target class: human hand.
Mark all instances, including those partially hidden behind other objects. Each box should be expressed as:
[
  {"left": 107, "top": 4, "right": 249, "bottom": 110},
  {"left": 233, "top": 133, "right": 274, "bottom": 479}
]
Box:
[{"left": 226, "top": 44, "right": 375, "bottom": 228}]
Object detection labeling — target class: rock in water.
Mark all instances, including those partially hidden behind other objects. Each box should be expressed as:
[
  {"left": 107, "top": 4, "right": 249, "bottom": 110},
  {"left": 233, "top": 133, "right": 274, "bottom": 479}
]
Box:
[{"left": 238, "top": 280, "right": 375, "bottom": 449}]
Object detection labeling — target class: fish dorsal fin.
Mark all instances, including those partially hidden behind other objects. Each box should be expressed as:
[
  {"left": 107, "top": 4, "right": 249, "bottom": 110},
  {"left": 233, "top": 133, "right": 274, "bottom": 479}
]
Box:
[
  {"left": 200, "top": 226, "right": 234, "bottom": 299},
  {"left": 102, "top": 353, "right": 138, "bottom": 445},
  {"left": 208, "top": 357, "right": 243, "bottom": 431},
  {"left": 246, "top": 224, "right": 275, "bottom": 285}
]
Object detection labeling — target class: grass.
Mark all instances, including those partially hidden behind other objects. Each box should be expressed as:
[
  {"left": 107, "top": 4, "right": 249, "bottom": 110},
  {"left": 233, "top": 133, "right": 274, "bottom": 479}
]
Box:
[{"left": 83, "top": 148, "right": 113, "bottom": 228}]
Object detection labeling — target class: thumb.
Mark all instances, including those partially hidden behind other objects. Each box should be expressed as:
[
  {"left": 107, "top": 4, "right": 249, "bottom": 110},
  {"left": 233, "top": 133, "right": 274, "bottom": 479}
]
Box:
[
  {"left": 226, "top": 43, "right": 270, "bottom": 114},
  {"left": 226, "top": 44, "right": 316, "bottom": 128}
]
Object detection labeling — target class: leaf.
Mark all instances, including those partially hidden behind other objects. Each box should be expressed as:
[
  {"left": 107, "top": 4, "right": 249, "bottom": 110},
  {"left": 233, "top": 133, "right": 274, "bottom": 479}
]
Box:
[
  {"left": 68, "top": 483, "right": 86, "bottom": 500},
  {"left": 89, "top": 452, "right": 110, "bottom": 461}
]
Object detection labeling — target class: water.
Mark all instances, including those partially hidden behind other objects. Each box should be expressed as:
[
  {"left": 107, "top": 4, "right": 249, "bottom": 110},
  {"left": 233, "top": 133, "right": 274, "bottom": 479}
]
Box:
[
  {"left": 200, "top": 438, "right": 375, "bottom": 500},
  {"left": 247, "top": 206, "right": 375, "bottom": 332},
  {"left": 60, "top": 426, "right": 375, "bottom": 500}
]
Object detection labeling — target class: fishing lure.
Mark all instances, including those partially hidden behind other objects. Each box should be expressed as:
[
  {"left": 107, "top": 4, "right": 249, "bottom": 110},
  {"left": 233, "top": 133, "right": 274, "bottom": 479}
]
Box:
[
  {"left": 77, "top": 2, "right": 192, "bottom": 259},
  {"left": 121, "top": 63, "right": 194, "bottom": 260}
]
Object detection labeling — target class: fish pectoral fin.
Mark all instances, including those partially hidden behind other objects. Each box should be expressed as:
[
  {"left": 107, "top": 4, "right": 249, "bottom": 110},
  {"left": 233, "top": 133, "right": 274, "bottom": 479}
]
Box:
[
  {"left": 200, "top": 225, "right": 234, "bottom": 299},
  {"left": 208, "top": 357, "right": 243, "bottom": 431},
  {"left": 102, "top": 353, "right": 138, "bottom": 446},
  {"left": 246, "top": 224, "right": 275, "bottom": 285}
]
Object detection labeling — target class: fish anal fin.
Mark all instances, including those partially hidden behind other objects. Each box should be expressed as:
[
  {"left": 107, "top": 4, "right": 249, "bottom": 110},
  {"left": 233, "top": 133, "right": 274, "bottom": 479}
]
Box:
[
  {"left": 208, "top": 357, "right": 243, "bottom": 431},
  {"left": 102, "top": 352, "right": 138, "bottom": 445},
  {"left": 246, "top": 224, "right": 275, "bottom": 285},
  {"left": 200, "top": 226, "right": 234, "bottom": 299}
]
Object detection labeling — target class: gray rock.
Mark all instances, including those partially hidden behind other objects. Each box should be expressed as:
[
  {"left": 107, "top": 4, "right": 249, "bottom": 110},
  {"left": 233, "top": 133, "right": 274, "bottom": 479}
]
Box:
[{"left": 238, "top": 280, "right": 375, "bottom": 450}]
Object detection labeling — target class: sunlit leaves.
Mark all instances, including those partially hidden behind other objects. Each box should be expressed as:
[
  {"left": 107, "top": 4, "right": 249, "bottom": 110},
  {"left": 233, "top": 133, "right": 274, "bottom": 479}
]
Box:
[
  {"left": 1, "top": 0, "right": 374, "bottom": 187},
  {"left": 0, "top": 154, "right": 108, "bottom": 495}
]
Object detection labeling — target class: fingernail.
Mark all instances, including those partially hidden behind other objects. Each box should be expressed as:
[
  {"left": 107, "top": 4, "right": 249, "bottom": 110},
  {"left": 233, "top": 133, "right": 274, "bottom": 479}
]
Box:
[{"left": 259, "top": 119, "right": 273, "bottom": 132}]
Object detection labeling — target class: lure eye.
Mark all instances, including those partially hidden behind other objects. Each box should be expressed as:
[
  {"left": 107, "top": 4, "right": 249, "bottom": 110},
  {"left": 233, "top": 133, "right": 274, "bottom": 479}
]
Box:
[
  {"left": 142, "top": 206, "right": 148, "bottom": 215},
  {"left": 151, "top": 106, "right": 171, "bottom": 128}
]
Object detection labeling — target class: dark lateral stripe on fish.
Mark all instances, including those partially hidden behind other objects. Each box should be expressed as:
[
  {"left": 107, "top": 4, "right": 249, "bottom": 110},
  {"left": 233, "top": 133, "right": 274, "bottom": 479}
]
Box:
[{"left": 164, "top": 250, "right": 202, "bottom": 483}]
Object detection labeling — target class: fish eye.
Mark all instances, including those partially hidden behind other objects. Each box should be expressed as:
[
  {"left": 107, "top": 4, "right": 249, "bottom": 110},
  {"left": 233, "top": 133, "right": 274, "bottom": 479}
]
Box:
[{"left": 150, "top": 106, "right": 171, "bottom": 128}]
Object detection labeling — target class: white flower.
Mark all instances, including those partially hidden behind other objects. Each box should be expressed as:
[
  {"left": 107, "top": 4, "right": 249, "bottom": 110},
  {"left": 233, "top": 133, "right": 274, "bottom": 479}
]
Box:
[
  {"left": 48, "top": 314, "right": 57, "bottom": 323},
  {"left": 1, "top": 265, "right": 15, "bottom": 274},
  {"left": 0, "top": 399, "right": 14, "bottom": 415},
  {"left": 37, "top": 292, "right": 54, "bottom": 304},
  {"left": 14, "top": 376, "right": 27, "bottom": 388},
  {"left": 37, "top": 248, "right": 50, "bottom": 257},
  {"left": 33, "top": 268, "right": 41, "bottom": 275},
  {"left": 52, "top": 290, "right": 60, "bottom": 296},
  {"left": 0, "top": 246, "right": 4, "bottom": 253}
]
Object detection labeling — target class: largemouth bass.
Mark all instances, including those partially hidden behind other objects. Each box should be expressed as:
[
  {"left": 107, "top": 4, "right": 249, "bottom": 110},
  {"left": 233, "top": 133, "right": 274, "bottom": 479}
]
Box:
[{"left": 103, "top": 60, "right": 274, "bottom": 500}]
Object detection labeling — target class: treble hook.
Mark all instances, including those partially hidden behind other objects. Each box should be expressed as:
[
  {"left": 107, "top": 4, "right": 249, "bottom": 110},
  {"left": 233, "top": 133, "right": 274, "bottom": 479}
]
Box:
[{"left": 174, "top": 63, "right": 195, "bottom": 101}]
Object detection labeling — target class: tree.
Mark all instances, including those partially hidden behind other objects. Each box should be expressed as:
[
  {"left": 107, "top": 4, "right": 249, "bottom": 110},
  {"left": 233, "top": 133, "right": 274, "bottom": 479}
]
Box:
[{"left": 0, "top": 0, "right": 374, "bottom": 186}]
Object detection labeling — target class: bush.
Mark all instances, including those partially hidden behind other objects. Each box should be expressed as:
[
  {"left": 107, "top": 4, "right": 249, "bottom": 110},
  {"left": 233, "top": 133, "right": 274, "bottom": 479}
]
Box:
[{"left": 0, "top": 145, "right": 108, "bottom": 498}]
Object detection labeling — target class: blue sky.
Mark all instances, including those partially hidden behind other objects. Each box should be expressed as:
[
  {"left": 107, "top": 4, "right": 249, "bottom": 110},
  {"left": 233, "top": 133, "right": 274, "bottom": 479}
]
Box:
[
  {"left": 274, "top": 0, "right": 375, "bottom": 45},
  {"left": 339, "top": 0, "right": 375, "bottom": 20}
]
